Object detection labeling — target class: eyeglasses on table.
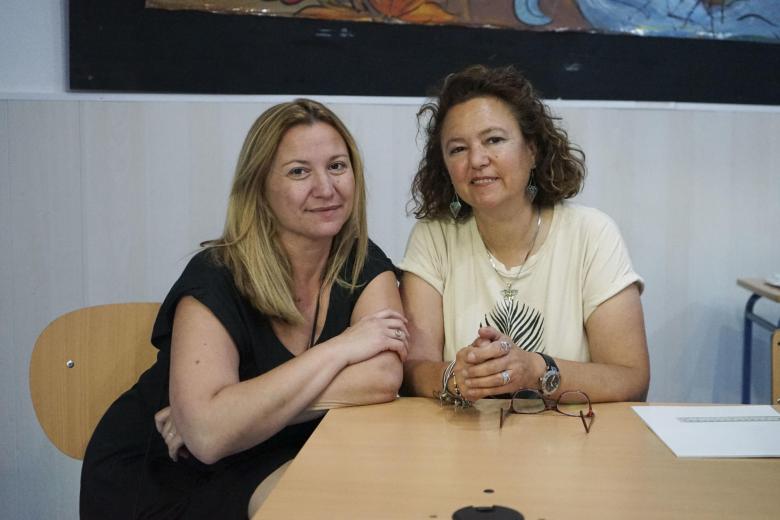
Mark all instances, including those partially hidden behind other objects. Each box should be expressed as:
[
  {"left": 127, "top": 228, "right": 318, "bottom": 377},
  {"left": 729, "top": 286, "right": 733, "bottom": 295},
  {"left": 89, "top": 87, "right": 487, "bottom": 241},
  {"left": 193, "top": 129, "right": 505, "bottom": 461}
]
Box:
[{"left": 499, "top": 389, "right": 595, "bottom": 433}]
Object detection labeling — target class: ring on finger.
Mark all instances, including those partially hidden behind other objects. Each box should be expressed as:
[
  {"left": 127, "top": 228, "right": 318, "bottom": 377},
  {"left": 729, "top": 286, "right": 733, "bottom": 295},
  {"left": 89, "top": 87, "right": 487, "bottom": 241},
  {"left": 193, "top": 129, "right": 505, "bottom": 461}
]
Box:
[
  {"left": 500, "top": 370, "right": 511, "bottom": 385},
  {"left": 394, "top": 328, "right": 403, "bottom": 339},
  {"left": 499, "top": 340, "right": 511, "bottom": 353}
]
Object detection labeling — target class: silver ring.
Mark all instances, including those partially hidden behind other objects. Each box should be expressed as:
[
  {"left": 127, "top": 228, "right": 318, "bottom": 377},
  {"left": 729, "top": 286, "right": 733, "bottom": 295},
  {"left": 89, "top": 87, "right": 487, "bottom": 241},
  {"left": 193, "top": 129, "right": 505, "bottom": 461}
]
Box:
[
  {"left": 394, "top": 329, "right": 402, "bottom": 339},
  {"left": 500, "top": 370, "right": 510, "bottom": 385},
  {"left": 499, "top": 340, "right": 511, "bottom": 353}
]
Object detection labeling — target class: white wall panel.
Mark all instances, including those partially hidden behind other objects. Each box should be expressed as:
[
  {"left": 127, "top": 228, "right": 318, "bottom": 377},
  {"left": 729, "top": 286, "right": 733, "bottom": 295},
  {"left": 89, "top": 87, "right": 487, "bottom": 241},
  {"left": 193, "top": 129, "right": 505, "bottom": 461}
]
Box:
[
  {"left": 6, "top": 101, "right": 84, "bottom": 519},
  {"left": 0, "top": 100, "right": 17, "bottom": 516},
  {"left": 563, "top": 106, "right": 780, "bottom": 403},
  {"left": 80, "top": 102, "right": 154, "bottom": 304}
]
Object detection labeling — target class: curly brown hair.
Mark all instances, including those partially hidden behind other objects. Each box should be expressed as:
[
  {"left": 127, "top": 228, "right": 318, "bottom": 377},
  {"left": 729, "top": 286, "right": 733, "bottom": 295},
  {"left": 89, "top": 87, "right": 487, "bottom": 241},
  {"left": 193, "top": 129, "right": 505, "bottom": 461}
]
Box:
[{"left": 410, "top": 65, "right": 586, "bottom": 221}]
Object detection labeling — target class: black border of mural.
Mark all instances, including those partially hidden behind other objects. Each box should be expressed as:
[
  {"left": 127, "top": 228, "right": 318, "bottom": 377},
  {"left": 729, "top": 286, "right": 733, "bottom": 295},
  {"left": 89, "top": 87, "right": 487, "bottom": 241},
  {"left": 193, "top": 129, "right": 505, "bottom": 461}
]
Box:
[{"left": 70, "top": 0, "right": 780, "bottom": 105}]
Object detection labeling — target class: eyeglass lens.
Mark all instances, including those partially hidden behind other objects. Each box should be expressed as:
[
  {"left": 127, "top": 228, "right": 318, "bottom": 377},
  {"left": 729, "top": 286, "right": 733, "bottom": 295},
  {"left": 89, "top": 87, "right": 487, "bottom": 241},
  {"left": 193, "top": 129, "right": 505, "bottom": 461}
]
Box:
[
  {"left": 510, "top": 390, "right": 589, "bottom": 415},
  {"left": 501, "top": 389, "right": 593, "bottom": 431}
]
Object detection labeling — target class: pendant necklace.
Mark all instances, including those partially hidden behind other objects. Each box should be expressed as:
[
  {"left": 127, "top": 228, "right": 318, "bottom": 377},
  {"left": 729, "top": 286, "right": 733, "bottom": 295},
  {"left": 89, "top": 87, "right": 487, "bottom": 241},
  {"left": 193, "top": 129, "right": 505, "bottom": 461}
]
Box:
[
  {"left": 486, "top": 207, "right": 541, "bottom": 301},
  {"left": 306, "top": 278, "right": 325, "bottom": 350}
]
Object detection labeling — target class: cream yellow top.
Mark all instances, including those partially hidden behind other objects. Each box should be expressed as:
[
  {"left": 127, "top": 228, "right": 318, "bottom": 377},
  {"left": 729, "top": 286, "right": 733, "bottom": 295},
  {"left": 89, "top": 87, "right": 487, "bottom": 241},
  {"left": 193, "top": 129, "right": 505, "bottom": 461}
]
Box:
[{"left": 399, "top": 202, "right": 643, "bottom": 362}]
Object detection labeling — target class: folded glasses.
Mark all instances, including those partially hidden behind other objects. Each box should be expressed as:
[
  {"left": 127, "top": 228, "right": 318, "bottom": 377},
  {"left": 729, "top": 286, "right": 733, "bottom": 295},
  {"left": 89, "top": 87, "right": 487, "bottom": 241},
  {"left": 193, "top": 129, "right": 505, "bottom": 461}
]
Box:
[{"left": 499, "top": 389, "right": 595, "bottom": 433}]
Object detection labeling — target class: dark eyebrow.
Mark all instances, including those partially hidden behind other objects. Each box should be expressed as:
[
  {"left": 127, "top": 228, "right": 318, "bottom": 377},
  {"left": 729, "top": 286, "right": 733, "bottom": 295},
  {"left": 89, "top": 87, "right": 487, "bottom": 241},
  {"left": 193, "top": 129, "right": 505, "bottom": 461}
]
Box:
[
  {"left": 478, "top": 127, "right": 509, "bottom": 137},
  {"left": 443, "top": 127, "right": 508, "bottom": 148},
  {"left": 442, "top": 137, "right": 463, "bottom": 149},
  {"left": 279, "top": 154, "right": 348, "bottom": 168},
  {"left": 279, "top": 159, "right": 310, "bottom": 168}
]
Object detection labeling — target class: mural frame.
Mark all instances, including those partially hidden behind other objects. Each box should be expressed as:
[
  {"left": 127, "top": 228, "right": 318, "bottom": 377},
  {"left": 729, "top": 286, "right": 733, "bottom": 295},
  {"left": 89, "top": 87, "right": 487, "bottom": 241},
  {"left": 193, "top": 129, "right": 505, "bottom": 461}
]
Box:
[{"left": 69, "top": 0, "right": 780, "bottom": 105}]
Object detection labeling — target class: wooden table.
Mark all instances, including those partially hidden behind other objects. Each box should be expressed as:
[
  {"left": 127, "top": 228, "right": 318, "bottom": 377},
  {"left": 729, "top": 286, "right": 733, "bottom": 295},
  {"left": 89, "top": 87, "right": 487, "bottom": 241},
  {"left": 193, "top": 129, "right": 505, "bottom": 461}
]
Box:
[
  {"left": 737, "top": 278, "right": 780, "bottom": 403},
  {"left": 254, "top": 398, "right": 780, "bottom": 519}
]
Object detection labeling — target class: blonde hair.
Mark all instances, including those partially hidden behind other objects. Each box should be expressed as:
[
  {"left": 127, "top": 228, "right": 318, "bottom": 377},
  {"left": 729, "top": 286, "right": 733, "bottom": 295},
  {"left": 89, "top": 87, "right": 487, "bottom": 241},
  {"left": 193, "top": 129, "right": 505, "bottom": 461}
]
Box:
[{"left": 203, "top": 99, "right": 368, "bottom": 325}]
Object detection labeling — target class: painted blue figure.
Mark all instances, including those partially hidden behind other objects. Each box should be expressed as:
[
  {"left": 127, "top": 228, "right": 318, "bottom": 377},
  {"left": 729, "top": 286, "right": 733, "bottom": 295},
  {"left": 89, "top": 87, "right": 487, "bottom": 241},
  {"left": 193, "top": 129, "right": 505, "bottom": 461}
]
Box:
[
  {"left": 514, "top": 0, "right": 552, "bottom": 26},
  {"left": 576, "top": 0, "right": 779, "bottom": 43}
]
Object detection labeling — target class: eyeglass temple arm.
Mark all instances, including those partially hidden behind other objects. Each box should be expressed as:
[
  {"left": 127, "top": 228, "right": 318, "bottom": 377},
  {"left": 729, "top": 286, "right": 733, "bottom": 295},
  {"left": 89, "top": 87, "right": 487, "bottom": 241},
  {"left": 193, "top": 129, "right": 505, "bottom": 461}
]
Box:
[{"left": 579, "top": 410, "right": 593, "bottom": 433}]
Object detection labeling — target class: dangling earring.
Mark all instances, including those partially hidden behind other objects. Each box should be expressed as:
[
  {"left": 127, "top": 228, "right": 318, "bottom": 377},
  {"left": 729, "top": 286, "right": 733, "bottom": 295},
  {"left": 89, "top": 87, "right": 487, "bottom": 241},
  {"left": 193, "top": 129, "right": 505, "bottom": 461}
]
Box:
[
  {"left": 449, "top": 192, "right": 462, "bottom": 219},
  {"left": 526, "top": 169, "right": 538, "bottom": 202}
]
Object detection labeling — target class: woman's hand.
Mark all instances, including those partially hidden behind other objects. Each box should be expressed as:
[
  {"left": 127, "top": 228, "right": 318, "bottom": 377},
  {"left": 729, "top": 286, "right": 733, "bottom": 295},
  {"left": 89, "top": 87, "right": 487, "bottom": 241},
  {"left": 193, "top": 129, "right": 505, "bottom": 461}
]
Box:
[
  {"left": 450, "top": 332, "right": 494, "bottom": 399},
  {"left": 451, "top": 344, "right": 477, "bottom": 398},
  {"left": 154, "top": 406, "right": 190, "bottom": 462},
  {"left": 335, "top": 308, "right": 409, "bottom": 366},
  {"left": 167, "top": 273, "right": 408, "bottom": 466},
  {"left": 457, "top": 326, "right": 544, "bottom": 401}
]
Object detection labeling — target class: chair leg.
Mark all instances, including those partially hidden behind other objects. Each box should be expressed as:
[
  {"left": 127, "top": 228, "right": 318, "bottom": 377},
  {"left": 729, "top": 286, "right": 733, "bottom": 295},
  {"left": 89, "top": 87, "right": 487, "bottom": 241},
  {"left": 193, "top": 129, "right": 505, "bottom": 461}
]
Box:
[{"left": 742, "top": 294, "right": 760, "bottom": 404}]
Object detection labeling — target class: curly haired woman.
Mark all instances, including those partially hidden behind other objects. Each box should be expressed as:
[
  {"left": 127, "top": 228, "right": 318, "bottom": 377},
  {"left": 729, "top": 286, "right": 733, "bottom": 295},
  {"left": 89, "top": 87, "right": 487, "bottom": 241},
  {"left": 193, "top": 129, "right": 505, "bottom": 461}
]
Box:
[{"left": 399, "top": 65, "right": 649, "bottom": 406}]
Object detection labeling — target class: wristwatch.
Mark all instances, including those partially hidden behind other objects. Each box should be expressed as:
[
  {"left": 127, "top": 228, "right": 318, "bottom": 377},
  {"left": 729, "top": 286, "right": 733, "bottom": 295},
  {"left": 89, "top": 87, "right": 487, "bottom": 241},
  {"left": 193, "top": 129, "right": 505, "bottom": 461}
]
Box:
[{"left": 537, "top": 353, "right": 561, "bottom": 396}]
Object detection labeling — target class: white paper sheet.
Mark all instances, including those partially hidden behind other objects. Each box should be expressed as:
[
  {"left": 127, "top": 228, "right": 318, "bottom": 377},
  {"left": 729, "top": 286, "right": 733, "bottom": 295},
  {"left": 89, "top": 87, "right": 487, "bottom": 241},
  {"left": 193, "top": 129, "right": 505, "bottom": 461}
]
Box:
[{"left": 632, "top": 405, "right": 780, "bottom": 458}]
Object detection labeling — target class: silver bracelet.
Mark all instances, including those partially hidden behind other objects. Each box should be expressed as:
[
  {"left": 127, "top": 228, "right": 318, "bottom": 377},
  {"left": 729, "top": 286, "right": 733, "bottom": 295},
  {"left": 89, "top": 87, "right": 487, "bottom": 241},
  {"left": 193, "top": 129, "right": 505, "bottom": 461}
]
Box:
[{"left": 435, "top": 360, "right": 471, "bottom": 407}]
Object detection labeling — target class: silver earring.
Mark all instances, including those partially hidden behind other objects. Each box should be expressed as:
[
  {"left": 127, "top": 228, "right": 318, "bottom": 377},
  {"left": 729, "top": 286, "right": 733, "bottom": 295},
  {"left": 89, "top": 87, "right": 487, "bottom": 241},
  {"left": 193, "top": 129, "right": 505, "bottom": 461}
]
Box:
[
  {"left": 449, "top": 193, "right": 462, "bottom": 219},
  {"left": 526, "top": 170, "right": 538, "bottom": 202}
]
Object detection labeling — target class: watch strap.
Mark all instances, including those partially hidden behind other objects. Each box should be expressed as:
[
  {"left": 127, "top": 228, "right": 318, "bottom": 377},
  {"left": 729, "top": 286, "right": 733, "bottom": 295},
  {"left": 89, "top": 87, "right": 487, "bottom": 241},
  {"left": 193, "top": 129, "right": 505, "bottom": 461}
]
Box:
[
  {"left": 537, "top": 352, "right": 560, "bottom": 395},
  {"left": 538, "top": 352, "right": 558, "bottom": 372}
]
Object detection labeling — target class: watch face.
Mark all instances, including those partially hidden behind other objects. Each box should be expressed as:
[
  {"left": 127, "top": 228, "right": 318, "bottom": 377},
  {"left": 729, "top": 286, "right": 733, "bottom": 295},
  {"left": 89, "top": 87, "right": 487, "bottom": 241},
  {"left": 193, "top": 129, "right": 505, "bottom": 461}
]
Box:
[{"left": 541, "top": 370, "right": 561, "bottom": 394}]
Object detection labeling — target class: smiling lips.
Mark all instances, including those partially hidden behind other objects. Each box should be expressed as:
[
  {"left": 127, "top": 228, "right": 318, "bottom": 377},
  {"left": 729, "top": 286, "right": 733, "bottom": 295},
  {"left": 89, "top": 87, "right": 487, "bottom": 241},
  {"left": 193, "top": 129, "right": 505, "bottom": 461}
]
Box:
[
  {"left": 308, "top": 204, "right": 342, "bottom": 213},
  {"left": 471, "top": 177, "right": 498, "bottom": 185}
]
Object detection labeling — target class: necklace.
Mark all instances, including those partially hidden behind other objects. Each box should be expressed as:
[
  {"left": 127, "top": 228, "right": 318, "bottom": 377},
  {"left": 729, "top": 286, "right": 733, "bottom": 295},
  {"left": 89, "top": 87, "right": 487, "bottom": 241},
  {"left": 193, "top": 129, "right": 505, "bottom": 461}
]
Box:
[
  {"left": 485, "top": 207, "right": 542, "bottom": 301},
  {"left": 306, "top": 278, "right": 325, "bottom": 350}
]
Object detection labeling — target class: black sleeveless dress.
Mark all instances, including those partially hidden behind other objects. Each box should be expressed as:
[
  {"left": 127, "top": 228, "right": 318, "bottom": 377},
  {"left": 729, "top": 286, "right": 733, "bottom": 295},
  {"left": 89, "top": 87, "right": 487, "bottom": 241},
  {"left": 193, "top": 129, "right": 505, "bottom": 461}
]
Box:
[{"left": 80, "top": 241, "right": 395, "bottom": 519}]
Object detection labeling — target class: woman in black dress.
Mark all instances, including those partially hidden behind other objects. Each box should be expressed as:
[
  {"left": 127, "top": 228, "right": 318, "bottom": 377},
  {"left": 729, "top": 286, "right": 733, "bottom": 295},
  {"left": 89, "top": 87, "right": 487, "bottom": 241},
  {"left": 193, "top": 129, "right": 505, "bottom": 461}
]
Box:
[{"left": 80, "top": 99, "right": 409, "bottom": 519}]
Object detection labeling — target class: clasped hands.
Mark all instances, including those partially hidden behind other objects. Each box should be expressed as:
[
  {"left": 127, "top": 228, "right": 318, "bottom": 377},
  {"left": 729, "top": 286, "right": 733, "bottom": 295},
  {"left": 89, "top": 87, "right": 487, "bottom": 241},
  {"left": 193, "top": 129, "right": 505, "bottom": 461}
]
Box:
[{"left": 452, "top": 326, "right": 541, "bottom": 402}]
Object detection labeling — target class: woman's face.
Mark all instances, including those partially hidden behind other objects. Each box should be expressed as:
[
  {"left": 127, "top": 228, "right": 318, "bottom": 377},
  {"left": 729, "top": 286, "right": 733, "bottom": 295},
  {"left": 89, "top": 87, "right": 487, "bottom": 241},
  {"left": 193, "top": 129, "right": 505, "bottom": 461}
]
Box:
[
  {"left": 265, "top": 122, "right": 355, "bottom": 246},
  {"left": 440, "top": 96, "right": 536, "bottom": 214}
]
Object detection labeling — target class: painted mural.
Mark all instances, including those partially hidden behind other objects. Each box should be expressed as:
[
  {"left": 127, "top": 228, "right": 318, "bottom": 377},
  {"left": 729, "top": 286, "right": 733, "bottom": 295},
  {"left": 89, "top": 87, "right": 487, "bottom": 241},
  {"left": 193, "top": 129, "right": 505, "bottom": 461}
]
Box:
[{"left": 147, "top": 1, "right": 780, "bottom": 44}]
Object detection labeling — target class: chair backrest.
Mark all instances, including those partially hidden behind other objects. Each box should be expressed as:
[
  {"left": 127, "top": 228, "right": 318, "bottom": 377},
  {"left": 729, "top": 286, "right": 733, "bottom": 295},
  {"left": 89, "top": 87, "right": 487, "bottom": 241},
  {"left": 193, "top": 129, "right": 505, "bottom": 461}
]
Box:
[{"left": 29, "top": 303, "right": 160, "bottom": 460}]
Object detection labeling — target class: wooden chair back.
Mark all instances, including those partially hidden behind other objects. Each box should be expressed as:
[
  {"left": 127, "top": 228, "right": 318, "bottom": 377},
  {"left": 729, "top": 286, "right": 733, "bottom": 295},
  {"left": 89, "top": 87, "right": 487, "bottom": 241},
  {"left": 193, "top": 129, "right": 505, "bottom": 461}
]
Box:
[{"left": 29, "top": 303, "right": 160, "bottom": 459}]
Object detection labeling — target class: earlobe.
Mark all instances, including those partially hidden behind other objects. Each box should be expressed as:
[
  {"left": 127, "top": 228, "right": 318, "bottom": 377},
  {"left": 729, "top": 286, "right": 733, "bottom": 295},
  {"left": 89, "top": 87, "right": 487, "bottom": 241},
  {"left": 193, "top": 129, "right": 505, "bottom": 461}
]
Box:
[{"left": 527, "top": 140, "right": 538, "bottom": 164}]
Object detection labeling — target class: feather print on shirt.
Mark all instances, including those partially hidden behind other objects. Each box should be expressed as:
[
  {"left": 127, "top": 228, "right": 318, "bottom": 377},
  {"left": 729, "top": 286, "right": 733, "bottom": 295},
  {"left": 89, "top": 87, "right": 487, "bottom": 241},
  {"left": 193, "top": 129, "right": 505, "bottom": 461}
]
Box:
[{"left": 482, "top": 298, "right": 544, "bottom": 352}]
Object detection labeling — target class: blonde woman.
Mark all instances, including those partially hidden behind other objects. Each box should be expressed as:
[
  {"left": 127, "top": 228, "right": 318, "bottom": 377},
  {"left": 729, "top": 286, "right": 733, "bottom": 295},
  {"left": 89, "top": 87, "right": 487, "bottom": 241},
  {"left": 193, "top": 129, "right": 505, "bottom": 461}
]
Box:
[{"left": 81, "top": 100, "right": 407, "bottom": 519}]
